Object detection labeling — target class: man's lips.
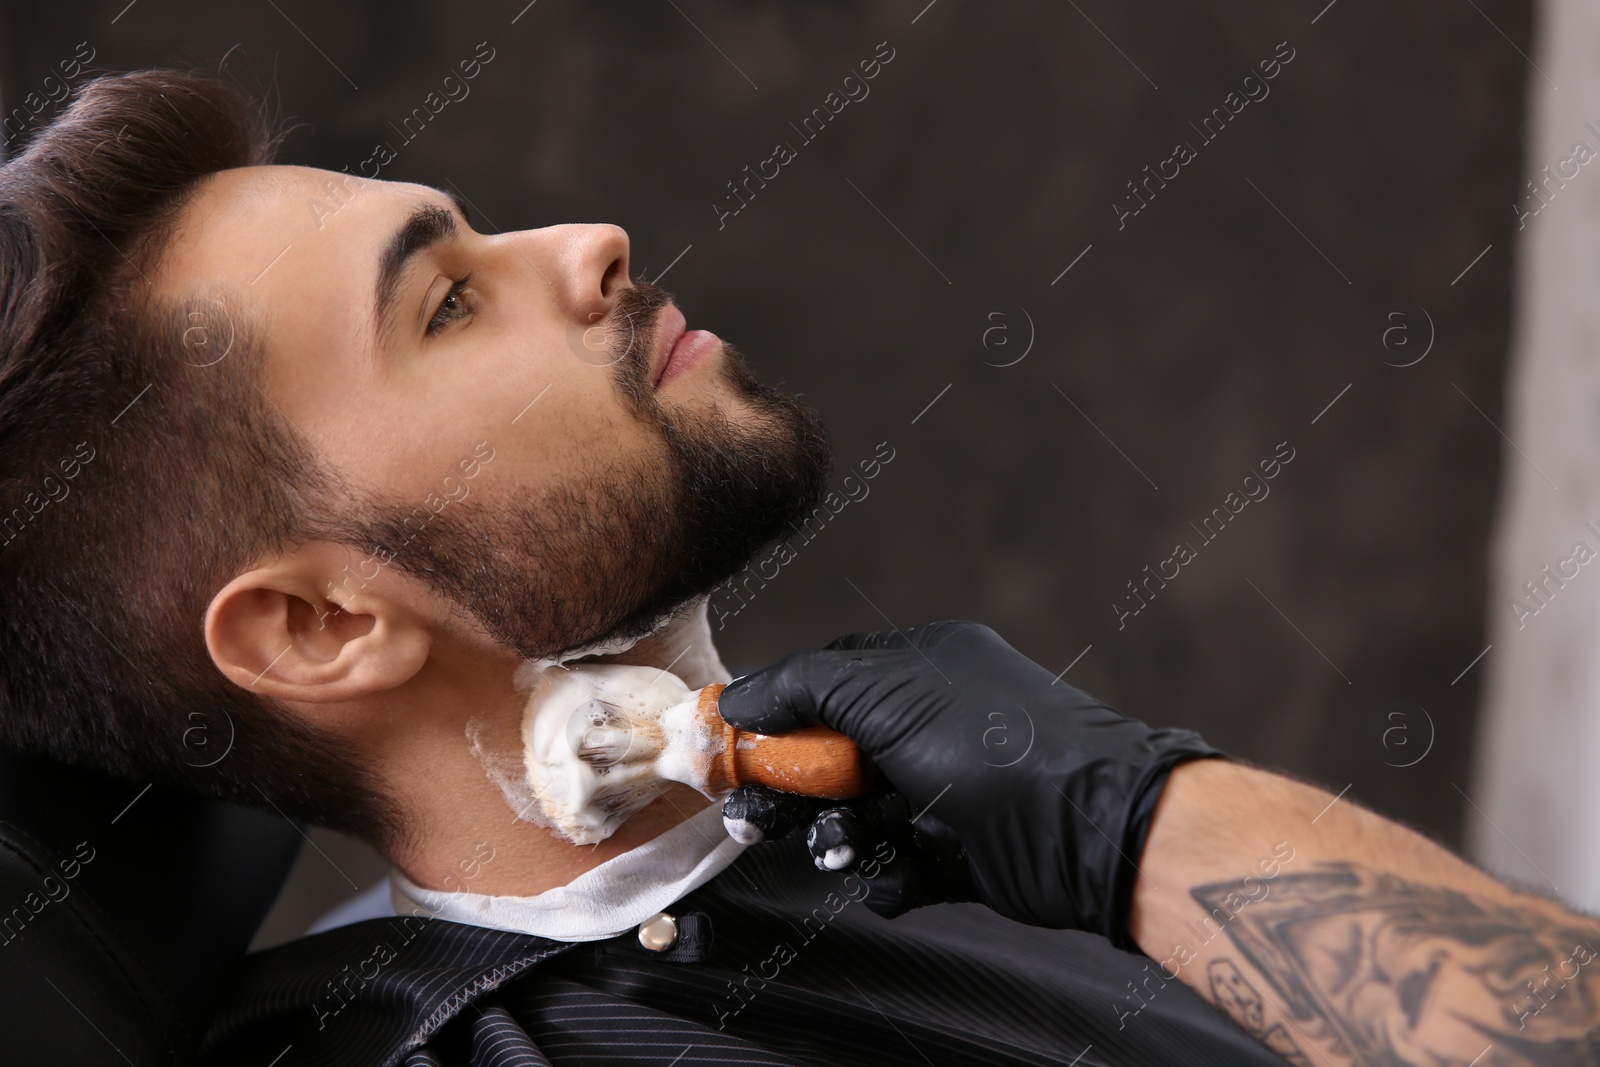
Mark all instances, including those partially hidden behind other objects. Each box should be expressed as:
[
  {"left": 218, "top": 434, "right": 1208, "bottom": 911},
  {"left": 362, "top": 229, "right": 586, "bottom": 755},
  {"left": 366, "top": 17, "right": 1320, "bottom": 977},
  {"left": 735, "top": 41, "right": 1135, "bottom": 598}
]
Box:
[
  {"left": 652, "top": 304, "right": 721, "bottom": 388},
  {"left": 652, "top": 305, "right": 687, "bottom": 387}
]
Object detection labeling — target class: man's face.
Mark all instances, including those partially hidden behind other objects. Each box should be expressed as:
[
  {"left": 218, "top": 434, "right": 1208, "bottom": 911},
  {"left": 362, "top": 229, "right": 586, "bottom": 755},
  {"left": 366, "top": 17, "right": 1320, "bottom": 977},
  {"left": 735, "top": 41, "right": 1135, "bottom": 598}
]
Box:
[{"left": 158, "top": 165, "right": 829, "bottom": 659}]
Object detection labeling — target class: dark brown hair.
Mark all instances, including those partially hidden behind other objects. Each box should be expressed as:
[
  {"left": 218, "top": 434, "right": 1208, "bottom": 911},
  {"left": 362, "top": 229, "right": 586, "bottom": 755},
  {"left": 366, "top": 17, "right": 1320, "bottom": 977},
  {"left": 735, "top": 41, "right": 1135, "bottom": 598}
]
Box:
[{"left": 0, "top": 70, "right": 396, "bottom": 846}]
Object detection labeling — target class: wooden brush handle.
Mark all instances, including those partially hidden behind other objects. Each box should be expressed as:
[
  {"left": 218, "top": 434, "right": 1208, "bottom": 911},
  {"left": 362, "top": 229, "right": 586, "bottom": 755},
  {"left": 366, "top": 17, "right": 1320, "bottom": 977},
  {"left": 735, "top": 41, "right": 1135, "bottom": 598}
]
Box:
[{"left": 696, "top": 683, "right": 871, "bottom": 798}]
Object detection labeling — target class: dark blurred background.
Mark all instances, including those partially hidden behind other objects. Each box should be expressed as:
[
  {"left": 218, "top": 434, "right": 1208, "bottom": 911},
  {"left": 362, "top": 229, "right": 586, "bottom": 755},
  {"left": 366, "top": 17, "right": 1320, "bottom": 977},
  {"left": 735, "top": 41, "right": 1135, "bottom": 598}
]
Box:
[{"left": 1, "top": 0, "right": 1533, "bottom": 944}]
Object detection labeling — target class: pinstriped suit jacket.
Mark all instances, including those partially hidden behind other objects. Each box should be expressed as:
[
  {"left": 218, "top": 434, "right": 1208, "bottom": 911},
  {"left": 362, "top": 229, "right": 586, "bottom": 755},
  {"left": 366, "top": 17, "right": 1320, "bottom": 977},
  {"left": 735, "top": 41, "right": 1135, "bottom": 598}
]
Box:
[{"left": 202, "top": 839, "right": 1284, "bottom": 1066}]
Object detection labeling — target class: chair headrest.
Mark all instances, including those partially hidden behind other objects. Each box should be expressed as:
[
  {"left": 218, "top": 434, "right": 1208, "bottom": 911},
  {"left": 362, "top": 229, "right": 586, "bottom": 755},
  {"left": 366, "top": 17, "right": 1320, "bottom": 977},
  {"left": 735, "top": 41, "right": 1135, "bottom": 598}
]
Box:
[{"left": 0, "top": 748, "right": 301, "bottom": 1065}]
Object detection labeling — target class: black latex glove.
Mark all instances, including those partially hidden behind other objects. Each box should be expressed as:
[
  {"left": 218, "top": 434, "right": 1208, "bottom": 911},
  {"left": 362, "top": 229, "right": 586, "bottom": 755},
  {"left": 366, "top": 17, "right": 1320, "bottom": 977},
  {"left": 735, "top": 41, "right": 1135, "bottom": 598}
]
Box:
[
  {"left": 721, "top": 781, "right": 978, "bottom": 918},
  {"left": 717, "top": 620, "right": 1222, "bottom": 949}
]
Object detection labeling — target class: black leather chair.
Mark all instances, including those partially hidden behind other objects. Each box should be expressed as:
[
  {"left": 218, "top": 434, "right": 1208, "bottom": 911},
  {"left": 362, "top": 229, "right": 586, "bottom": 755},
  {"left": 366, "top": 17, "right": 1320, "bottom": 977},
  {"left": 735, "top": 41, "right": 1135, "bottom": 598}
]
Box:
[{"left": 0, "top": 749, "right": 302, "bottom": 1064}]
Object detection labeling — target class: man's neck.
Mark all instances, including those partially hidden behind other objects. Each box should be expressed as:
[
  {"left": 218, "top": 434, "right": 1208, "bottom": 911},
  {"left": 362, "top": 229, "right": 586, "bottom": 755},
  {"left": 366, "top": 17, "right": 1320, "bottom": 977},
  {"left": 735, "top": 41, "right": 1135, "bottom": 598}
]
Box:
[{"left": 375, "top": 600, "right": 732, "bottom": 898}]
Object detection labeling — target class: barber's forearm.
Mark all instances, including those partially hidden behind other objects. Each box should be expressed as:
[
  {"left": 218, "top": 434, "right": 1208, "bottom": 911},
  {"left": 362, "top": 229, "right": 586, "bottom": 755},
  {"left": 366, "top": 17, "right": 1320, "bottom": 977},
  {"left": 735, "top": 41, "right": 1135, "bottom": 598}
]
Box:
[{"left": 1127, "top": 759, "right": 1600, "bottom": 1065}]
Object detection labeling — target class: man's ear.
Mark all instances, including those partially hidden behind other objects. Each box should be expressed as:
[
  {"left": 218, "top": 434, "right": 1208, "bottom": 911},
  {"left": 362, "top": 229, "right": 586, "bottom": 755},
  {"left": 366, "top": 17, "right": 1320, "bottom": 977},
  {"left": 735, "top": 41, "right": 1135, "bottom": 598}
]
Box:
[{"left": 204, "top": 541, "right": 432, "bottom": 704}]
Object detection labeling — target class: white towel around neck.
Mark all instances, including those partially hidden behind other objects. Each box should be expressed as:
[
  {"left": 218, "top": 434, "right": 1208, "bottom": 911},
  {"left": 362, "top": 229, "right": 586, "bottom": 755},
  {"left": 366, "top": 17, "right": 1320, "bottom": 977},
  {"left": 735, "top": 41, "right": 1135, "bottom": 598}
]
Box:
[{"left": 388, "top": 802, "right": 746, "bottom": 942}]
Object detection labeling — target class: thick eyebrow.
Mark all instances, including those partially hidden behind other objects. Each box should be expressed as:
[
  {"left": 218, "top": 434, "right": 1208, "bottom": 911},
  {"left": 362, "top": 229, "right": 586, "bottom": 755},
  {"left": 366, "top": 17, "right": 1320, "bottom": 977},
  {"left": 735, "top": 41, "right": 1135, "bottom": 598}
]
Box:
[{"left": 372, "top": 189, "right": 474, "bottom": 349}]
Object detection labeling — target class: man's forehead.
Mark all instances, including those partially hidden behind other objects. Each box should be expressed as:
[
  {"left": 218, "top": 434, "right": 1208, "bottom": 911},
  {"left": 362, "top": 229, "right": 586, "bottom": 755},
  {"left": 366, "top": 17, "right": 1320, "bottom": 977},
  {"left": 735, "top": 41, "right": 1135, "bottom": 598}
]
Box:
[{"left": 154, "top": 165, "right": 440, "bottom": 298}]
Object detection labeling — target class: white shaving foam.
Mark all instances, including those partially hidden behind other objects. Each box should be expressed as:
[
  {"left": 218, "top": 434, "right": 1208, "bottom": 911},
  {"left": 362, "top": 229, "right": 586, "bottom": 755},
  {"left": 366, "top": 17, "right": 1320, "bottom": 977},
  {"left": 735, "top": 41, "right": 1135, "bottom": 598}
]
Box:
[{"left": 514, "top": 663, "right": 724, "bottom": 845}]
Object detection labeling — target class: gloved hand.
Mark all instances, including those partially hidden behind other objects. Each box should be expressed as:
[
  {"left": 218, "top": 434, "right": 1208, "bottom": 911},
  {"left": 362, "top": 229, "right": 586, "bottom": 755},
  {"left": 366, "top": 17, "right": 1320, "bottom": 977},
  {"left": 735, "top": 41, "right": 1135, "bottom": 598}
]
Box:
[{"left": 717, "top": 621, "right": 1222, "bottom": 949}]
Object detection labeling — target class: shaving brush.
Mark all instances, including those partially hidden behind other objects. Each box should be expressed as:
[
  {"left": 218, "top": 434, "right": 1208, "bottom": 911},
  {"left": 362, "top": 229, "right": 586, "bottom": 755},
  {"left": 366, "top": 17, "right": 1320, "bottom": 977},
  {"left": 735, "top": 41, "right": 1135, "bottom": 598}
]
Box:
[{"left": 568, "top": 682, "right": 872, "bottom": 800}]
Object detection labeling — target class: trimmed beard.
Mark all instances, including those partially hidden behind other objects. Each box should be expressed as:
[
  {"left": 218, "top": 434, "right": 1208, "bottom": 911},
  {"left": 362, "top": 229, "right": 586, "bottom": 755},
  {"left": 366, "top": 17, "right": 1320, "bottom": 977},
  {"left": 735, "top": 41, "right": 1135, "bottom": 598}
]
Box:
[{"left": 328, "top": 279, "right": 832, "bottom": 661}]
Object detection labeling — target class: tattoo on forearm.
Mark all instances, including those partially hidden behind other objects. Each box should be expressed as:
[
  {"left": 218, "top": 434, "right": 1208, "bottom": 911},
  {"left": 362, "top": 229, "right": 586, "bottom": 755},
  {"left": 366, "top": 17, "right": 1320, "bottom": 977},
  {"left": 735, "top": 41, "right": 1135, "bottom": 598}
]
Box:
[
  {"left": 1208, "top": 958, "right": 1315, "bottom": 1066},
  {"left": 1190, "top": 863, "right": 1600, "bottom": 1066}
]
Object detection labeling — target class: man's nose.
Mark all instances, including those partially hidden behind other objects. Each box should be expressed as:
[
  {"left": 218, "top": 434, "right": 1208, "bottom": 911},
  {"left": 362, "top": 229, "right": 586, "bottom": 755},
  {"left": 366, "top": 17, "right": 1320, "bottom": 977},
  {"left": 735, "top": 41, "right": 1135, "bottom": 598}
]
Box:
[{"left": 532, "top": 223, "right": 631, "bottom": 325}]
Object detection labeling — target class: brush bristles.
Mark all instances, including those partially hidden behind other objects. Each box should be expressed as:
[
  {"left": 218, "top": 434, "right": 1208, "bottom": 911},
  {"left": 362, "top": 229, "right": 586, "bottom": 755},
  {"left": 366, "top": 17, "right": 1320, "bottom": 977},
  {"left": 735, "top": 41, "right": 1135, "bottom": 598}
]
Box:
[{"left": 566, "top": 698, "right": 666, "bottom": 767}]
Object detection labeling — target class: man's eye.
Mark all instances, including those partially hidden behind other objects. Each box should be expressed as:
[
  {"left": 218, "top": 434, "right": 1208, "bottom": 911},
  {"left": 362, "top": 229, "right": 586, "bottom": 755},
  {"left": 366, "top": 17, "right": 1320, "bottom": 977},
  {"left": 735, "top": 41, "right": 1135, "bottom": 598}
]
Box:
[{"left": 427, "top": 274, "right": 475, "bottom": 336}]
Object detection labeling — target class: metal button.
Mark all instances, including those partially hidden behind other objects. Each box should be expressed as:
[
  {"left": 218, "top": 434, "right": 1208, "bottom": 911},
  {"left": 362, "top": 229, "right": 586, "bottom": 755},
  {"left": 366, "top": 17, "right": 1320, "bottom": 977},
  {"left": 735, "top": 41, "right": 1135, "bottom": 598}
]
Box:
[{"left": 637, "top": 912, "right": 678, "bottom": 952}]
